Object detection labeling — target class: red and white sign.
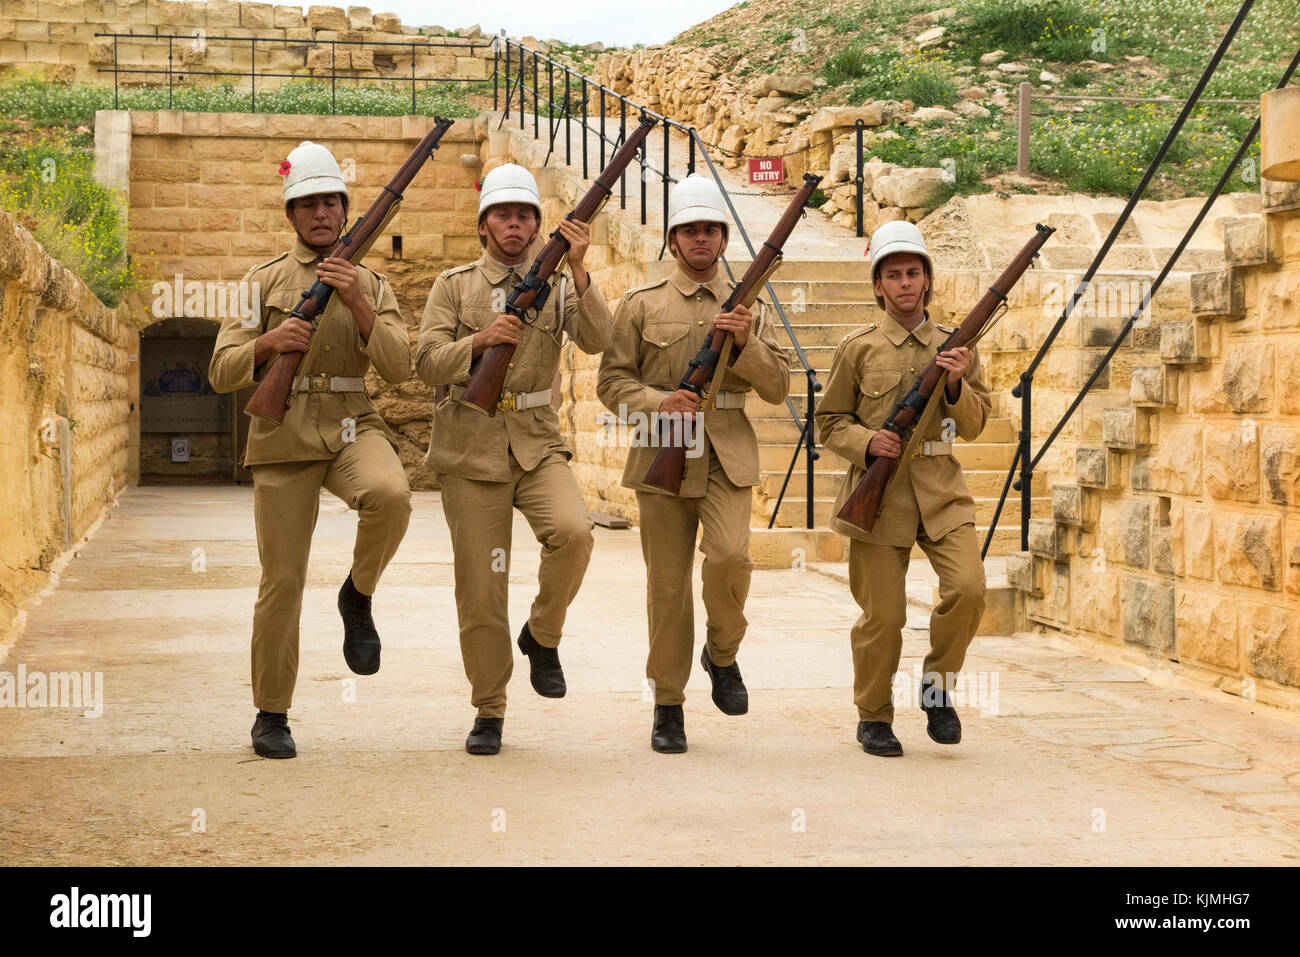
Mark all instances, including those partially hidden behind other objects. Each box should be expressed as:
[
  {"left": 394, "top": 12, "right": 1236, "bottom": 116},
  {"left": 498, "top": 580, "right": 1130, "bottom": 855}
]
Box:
[{"left": 748, "top": 157, "right": 784, "bottom": 185}]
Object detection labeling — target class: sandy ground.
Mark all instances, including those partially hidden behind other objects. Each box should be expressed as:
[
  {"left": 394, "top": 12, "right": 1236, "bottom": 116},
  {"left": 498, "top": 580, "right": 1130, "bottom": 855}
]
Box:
[{"left": 1, "top": 486, "right": 1298, "bottom": 866}]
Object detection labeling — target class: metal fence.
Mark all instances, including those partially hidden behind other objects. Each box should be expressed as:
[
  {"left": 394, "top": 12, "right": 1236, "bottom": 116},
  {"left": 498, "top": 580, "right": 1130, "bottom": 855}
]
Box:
[{"left": 94, "top": 32, "right": 486, "bottom": 112}]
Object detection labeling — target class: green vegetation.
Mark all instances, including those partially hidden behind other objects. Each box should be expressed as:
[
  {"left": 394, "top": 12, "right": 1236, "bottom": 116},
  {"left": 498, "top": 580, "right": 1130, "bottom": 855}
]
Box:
[
  {"left": 823, "top": 50, "right": 958, "bottom": 107},
  {"left": 0, "top": 141, "right": 137, "bottom": 305},
  {"left": 954, "top": 0, "right": 1114, "bottom": 63}
]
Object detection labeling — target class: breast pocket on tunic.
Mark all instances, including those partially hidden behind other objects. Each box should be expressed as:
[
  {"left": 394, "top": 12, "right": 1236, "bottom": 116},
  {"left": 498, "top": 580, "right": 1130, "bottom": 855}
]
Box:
[
  {"left": 640, "top": 321, "right": 693, "bottom": 390},
  {"left": 856, "top": 367, "right": 904, "bottom": 429}
]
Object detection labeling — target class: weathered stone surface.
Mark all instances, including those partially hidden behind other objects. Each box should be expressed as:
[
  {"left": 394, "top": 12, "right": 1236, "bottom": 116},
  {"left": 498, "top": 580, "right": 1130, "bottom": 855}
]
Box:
[
  {"left": 1259, "top": 268, "right": 1300, "bottom": 331},
  {"left": 828, "top": 141, "right": 857, "bottom": 183},
  {"left": 754, "top": 95, "right": 797, "bottom": 115},
  {"left": 1242, "top": 602, "right": 1298, "bottom": 686},
  {"left": 372, "top": 11, "right": 401, "bottom": 32},
  {"left": 1159, "top": 321, "right": 1205, "bottom": 364},
  {"left": 1102, "top": 407, "right": 1139, "bottom": 448},
  {"left": 1203, "top": 423, "right": 1260, "bottom": 502},
  {"left": 1027, "top": 558, "right": 1070, "bottom": 627},
  {"left": 910, "top": 106, "right": 959, "bottom": 123},
  {"left": 1152, "top": 525, "right": 1174, "bottom": 576},
  {"left": 346, "top": 5, "right": 372, "bottom": 29},
  {"left": 1182, "top": 507, "right": 1215, "bottom": 580},
  {"left": 1189, "top": 269, "right": 1244, "bottom": 318},
  {"left": 953, "top": 100, "right": 991, "bottom": 119},
  {"left": 1028, "top": 518, "right": 1064, "bottom": 559},
  {"left": 979, "top": 50, "right": 1006, "bottom": 66},
  {"left": 751, "top": 75, "right": 812, "bottom": 97},
  {"left": 1215, "top": 512, "right": 1283, "bottom": 590},
  {"left": 1100, "top": 498, "right": 1151, "bottom": 569},
  {"left": 873, "top": 167, "right": 948, "bottom": 208},
  {"left": 997, "top": 61, "right": 1028, "bottom": 74},
  {"left": 1175, "top": 591, "right": 1239, "bottom": 670},
  {"left": 1133, "top": 422, "right": 1202, "bottom": 495},
  {"left": 1075, "top": 445, "right": 1109, "bottom": 488},
  {"left": 1261, "top": 176, "right": 1300, "bottom": 210},
  {"left": 1070, "top": 563, "right": 1119, "bottom": 637},
  {"left": 1121, "top": 576, "right": 1175, "bottom": 654},
  {"left": 1052, "top": 484, "right": 1083, "bottom": 526},
  {"left": 307, "top": 4, "right": 349, "bottom": 30},
  {"left": 1005, "top": 551, "right": 1038, "bottom": 595},
  {"left": 916, "top": 26, "right": 946, "bottom": 47},
  {"left": 1130, "top": 366, "right": 1166, "bottom": 406},
  {"left": 808, "top": 105, "right": 884, "bottom": 133},
  {"left": 1261, "top": 85, "right": 1300, "bottom": 182},
  {"left": 1261, "top": 425, "right": 1300, "bottom": 505},
  {"left": 1280, "top": 341, "right": 1300, "bottom": 415},
  {"left": 1223, "top": 216, "right": 1272, "bottom": 267}
]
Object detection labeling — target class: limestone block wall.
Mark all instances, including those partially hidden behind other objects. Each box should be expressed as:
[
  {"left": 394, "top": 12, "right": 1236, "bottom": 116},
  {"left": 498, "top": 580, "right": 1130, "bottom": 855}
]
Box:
[
  {"left": 1004, "top": 176, "right": 1300, "bottom": 705},
  {"left": 0, "top": 206, "right": 130, "bottom": 644},
  {"left": 0, "top": 1, "right": 491, "bottom": 86},
  {"left": 118, "top": 109, "right": 482, "bottom": 485}
]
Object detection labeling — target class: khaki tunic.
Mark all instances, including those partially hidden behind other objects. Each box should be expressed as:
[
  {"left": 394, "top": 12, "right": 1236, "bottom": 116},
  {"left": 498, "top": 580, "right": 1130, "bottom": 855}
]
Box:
[
  {"left": 814, "top": 311, "right": 990, "bottom": 723},
  {"left": 596, "top": 267, "right": 790, "bottom": 497},
  {"left": 415, "top": 248, "right": 613, "bottom": 480},
  {"left": 414, "top": 249, "right": 614, "bottom": 719},
  {"left": 815, "top": 313, "right": 991, "bottom": 548},
  {"left": 209, "top": 239, "right": 411, "bottom": 466},
  {"left": 207, "top": 238, "right": 412, "bottom": 714},
  {"left": 596, "top": 265, "right": 790, "bottom": 705}
]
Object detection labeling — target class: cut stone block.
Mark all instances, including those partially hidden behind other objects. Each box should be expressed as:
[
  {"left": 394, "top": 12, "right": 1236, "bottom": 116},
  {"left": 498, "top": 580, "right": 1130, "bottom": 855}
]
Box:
[
  {"left": 1075, "top": 446, "right": 1110, "bottom": 488},
  {"left": 1159, "top": 320, "right": 1207, "bottom": 365},
  {"left": 1130, "top": 366, "right": 1166, "bottom": 407},
  {"left": 1190, "top": 269, "right": 1245, "bottom": 319},
  {"left": 1121, "top": 576, "right": 1175, "bottom": 654},
  {"left": 1223, "top": 216, "right": 1274, "bottom": 267}
]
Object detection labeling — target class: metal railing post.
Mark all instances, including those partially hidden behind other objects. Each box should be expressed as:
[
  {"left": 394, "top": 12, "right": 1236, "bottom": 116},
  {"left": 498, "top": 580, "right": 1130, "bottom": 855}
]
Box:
[
  {"left": 519, "top": 43, "right": 525, "bottom": 130},
  {"left": 493, "top": 41, "right": 498, "bottom": 110},
  {"left": 1016, "top": 375, "right": 1032, "bottom": 551},
  {"left": 855, "top": 119, "right": 864, "bottom": 237},
  {"left": 688, "top": 129, "right": 696, "bottom": 174},
  {"left": 805, "top": 369, "right": 817, "bottom": 529},
  {"left": 250, "top": 38, "right": 256, "bottom": 112},
  {"left": 533, "top": 50, "right": 538, "bottom": 138},
  {"left": 331, "top": 40, "right": 337, "bottom": 113},
  {"left": 564, "top": 71, "right": 571, "bottom": 165},
  {"left": 581, "top": 78, "right": 588, "bottom": 179},
  {"left": 599, "top": 90, "right": 606, "bottom": 170},
  {"left": 619, "top": 98, "right": 627, "bottom": 209},
  {"left": 1017, "top": 82, "right": 1031, "bottom": 175},
  {"left": 548, "top": 58, "right": 554, "bottom": 143}
]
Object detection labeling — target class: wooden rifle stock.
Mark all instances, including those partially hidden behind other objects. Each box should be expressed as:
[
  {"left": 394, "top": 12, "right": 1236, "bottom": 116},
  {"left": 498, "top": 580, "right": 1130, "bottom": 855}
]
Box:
[
  {"left": 641, "top": 173, "right": 824, "bottom": 495},
  {"left": 836, "top": 223, "right": 1055, "bottom": 532},
  {"left": 243, "top": 116, "right": 455, "bottom": 425},
  {"left": 459, "top": 114, "right": 660, "bottom": 415}
]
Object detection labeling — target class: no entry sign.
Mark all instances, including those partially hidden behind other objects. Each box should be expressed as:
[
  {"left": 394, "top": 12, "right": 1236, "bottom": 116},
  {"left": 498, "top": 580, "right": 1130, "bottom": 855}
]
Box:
[{"left": 748, "top": 157, "right": 783, "bottom": 184}]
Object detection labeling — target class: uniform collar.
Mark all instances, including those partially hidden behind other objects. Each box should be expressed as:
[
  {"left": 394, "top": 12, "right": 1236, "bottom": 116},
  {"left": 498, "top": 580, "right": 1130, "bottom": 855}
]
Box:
[
  {"left": 476, "top": 237, "right": 541, "bottom": 285},
  {"left": 882, "top": 310, "right": 933, "bottom": 346},
  {"left": 669, "top": 265, "right": 729, "bottom": 300},
  {"left": 292, "top": 238, "right": 327, "bottom": 265}
]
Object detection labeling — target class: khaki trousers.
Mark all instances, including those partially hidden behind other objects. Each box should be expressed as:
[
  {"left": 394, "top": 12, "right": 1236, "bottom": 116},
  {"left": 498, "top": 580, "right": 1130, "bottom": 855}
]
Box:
[
  {"left": 848, "top": 521, "right": 985, "bottom": 723},
  {"left": 250, "top": 429, "right": 412, "bottom": 713},
  {"left": 439, "top": 451, "right": 594, "bottom": 719},
  {"left": 635, "top": 454, "right": 753, "bottom": 706}
]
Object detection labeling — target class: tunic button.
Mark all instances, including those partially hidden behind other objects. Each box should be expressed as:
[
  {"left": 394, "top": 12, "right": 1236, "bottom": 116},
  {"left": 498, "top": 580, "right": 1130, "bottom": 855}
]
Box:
[
  {"left": 660, "top": 341, "right": 667, "bottom": 347},
  {"left": 695, "top": 294, "right": 702, "bottom": 302},
  {"left": 508, "top": 362, "right": 514, "bottom": 369},
  {"left": 324, "top": 345, "right": 331, "bottom": 351},
  {"left": 871, "top": 390, "right": 879, "bottom": 396},
  {"left": 697, "top": 320, "right": 704, "bottom": 326}
]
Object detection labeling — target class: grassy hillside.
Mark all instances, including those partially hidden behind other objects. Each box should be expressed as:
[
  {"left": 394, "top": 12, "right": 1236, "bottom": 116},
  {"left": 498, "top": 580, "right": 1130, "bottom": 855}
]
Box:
[{"left": 673, "top": 0, "right": 1298, "bottom": 197}]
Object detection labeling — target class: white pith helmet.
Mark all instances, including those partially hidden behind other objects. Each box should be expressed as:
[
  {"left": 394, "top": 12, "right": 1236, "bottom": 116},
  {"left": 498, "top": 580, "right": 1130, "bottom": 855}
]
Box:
[
  {"left": 867, "top": 220, "right": 933, "bottom": 307},
  {"left": 281, "top": 141, "right": 348, "bottom": 205},
  {"left": 478, "top": 163, "right": 542, "bottom": 220},
  {"left": 666, "top": 173, "right": 730, "bottom": 233}
]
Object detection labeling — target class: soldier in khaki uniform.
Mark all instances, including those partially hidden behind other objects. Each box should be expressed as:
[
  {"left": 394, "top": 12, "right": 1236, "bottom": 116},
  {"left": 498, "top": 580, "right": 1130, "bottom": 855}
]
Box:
[
  {"left": 209, "top": 141, "right": 413, "bottom": 759},
  {"left": 815, "top": 221, "right": 990, "bottom": 757},
  {"left": 415, "top": 163, "right": 614, "bottom": 755},
  {"left": 597, "top": 175, "right": 790, "bottom": 753}
]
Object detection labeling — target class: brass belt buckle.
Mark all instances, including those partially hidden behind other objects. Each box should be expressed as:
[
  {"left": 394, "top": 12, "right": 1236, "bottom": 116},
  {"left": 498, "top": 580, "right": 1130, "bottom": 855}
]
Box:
[
  {"left": 311, "top": 373, "right": 330, "bottom": 393},
  {"left": 497, "top": 391, "right": 517, "bottom": 412}
]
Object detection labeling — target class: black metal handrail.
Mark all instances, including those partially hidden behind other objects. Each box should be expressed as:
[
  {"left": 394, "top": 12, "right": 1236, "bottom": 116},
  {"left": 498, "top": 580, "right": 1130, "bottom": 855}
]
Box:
[
  {"left": 490, "top": 35, "right": 822, "bottom": 529},
  {"left": 979, "top": 0, "right": 1296, "bottom": 559},
  {"left": 94, "top": 31, "right": 485, "bottom": 112}
]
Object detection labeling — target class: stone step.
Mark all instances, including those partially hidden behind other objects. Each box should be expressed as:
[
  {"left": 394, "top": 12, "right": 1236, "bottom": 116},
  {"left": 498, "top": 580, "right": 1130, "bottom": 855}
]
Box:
[
  {"left": 758, "top": 437, "right": 1016, "bottom": 472},
  {"left": 771, "top": 322, "right": 865, "bottom": 348},
  {"left": 750, "top": 411, "right": 1017, "bottom": 444},
  {"left": 763, "top": 486, "right": 1049, "bottom": 526},
  {"left": 766, "top": 279, "right": 877, "bottom": 304},
  {"left": 757, "top": 465, "right": 1033, "bottom": 500}
]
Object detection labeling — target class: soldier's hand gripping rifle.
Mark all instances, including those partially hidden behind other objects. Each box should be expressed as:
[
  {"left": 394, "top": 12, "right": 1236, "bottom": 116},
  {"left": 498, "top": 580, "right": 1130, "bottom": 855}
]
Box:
[
  {"left": 641, "top": 172, "right": 824, "bottom": 495},
  {"left": 458, "top": 114, "right": 660, "bottom": 415},
  {"left": 243, "top": 116, "right": 456, "bottom": 425},
  {"left": 835, "top": 223, "right": 1055, "bottom": 533}
]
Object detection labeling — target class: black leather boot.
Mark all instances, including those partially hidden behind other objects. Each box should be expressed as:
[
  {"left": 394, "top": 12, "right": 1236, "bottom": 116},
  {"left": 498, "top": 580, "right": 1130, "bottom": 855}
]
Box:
[
  {"left": 699, "top": 647, "right": 749, "bottom": 715},
  {"left": 651, "top": 704, "right": 687, "bottom": 753},
  {"left": 466, "top": 717, "right": 503, "bottom": 755},
  {"left": 516, "top": 621, "right": 566, "bottom": 698},
  {"left": 920, "top": 681, "right": 962, "bottom": 744},
  {"left": 857, "top": 720, "right": 903, "bottom": 757},
  {"left": 251, "top": 710, "right": 296, "bottom": 759},
  {"left": 338, "top": 574, "right": 381, "bottom": 675}
]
